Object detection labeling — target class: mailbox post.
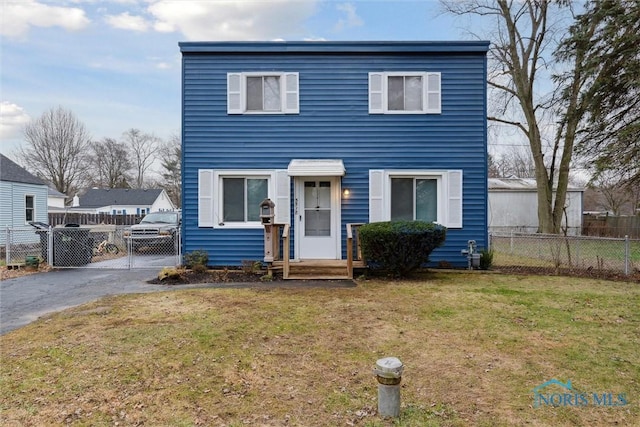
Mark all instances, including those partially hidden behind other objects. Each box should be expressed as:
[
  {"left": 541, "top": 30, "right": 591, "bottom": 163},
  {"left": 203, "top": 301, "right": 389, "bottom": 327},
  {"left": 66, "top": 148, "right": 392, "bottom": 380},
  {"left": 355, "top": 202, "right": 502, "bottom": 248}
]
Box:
[{"left": 260, "top": 198, "right": 276, "bottom": 262}]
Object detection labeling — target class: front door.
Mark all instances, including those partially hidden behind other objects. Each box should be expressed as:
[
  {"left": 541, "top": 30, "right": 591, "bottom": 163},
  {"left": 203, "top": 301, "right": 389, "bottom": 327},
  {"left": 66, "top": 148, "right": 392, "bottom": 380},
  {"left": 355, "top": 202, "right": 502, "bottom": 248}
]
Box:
[{"left": 295, "top": 177, "right": 341, "bottom": 259}]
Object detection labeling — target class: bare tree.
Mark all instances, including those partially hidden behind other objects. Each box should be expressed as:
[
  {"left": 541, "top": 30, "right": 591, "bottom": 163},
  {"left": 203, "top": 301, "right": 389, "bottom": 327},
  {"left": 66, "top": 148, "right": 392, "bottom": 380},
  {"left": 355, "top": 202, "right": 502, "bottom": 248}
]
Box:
[
  {"left": 159, "top": 133, "right": 181, "bottom": 207},
  {"left": 491, "top": 145, "right": 536, "bottom": 178},
  {"left": 19, "top": 106, "right": 91, "bottom": 196},
  {"left": 89, "top": 138, "right": 132, "bottom": 188},
  {"left": 122, "top": 128, "right": 160, "bottom": 189},
  {"left": 590, "top": 173, "right": 631, "bottom": 216},
  {"left": 442, "top": 0, "right": 583, "bottom": 233}
]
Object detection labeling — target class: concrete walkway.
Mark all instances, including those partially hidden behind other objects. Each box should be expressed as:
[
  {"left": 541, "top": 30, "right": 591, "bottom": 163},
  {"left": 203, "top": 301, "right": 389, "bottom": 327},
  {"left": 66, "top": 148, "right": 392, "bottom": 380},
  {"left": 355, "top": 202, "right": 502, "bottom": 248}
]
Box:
[{"left": 0, "top": 269, "right": 355, "bottom": 335}]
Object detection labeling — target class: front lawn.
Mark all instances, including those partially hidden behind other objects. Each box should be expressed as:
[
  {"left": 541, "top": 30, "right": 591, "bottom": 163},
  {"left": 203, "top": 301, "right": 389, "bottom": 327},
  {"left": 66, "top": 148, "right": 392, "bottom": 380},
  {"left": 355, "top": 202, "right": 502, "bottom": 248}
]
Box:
[{"left": 1, "top": 273, "right": 638, "bottom": 426}]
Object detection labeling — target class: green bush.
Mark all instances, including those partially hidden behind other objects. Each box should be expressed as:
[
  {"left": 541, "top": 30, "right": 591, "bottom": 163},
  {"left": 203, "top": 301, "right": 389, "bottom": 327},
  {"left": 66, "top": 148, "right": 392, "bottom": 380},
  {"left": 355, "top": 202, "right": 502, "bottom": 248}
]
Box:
[
  {"left": 479, "top": 248, "right": 494, "bottom": 270},
  {"left": 183, "top": 249, "right": 209, "bottom": 270},
  {"left": 359, "top": 221, "right": 447, "bottom": 278}
]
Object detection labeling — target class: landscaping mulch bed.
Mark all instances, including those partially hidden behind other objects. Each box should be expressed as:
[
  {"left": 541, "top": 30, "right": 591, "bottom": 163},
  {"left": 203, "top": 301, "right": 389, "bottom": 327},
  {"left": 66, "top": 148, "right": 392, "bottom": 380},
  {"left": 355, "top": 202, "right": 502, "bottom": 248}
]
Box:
[{"left": 147, "top": 268, "right": 280, "bottom": 285}]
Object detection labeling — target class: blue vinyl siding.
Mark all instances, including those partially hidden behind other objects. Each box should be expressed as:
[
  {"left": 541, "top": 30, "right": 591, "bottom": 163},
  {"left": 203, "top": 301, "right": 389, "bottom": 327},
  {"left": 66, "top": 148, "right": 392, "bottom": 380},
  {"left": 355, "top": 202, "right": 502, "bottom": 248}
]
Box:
[{"left": 181, "top": 42, "right": 488, "bottom": 267}]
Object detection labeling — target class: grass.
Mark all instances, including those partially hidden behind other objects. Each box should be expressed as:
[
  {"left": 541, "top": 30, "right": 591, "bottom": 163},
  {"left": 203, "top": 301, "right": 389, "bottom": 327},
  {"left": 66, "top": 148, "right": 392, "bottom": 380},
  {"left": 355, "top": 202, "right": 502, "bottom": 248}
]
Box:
[{"left": 1, "top": 272, "right": 639, "bottom": 426}]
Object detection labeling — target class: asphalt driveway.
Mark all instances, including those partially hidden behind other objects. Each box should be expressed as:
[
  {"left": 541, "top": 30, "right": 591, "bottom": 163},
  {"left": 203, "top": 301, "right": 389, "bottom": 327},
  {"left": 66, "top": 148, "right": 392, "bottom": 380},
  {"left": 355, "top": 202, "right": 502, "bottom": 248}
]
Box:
[{"left": 0, "top": 269, "right": 164, "bottom": 335}]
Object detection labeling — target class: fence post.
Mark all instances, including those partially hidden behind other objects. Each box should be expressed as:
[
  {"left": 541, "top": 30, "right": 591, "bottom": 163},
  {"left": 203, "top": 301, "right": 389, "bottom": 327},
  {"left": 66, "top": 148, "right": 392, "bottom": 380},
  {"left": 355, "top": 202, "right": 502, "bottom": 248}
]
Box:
[
  {"left": 510, "top": 230, "right": 514, "bottom": 254},
  {"left": 48, "top": 226, "right": 54, "bottom": 267},
  {"left": 624, "top": 235, "right": 630, "bottom": 276},
  {"left": 5, "top": 227, "right": 10, "bottom": 265},
  {"left": 127, "top": 233, "right": 132, "bottom": 270}
]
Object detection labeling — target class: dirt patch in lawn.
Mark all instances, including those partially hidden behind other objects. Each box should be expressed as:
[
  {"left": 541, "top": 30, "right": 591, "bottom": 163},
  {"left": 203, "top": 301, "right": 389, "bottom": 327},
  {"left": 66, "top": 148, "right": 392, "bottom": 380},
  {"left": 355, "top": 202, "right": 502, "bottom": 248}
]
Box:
[{"left": 496, "top": 265, "right": 640, "bottom": 283}]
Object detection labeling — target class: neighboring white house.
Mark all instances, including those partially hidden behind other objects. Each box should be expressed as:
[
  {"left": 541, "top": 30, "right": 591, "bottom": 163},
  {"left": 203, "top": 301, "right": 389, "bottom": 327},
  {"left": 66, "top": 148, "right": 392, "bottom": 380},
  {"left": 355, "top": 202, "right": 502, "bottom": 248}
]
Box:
[
  {"left": 71, "top": 188, "right": 175, "bottom": 215},
  {"left": 488, "top": 178, "right": 584, "bottom": 235},
  {"left": 0, "top": 154, "right": 49, "bottom": 245}
]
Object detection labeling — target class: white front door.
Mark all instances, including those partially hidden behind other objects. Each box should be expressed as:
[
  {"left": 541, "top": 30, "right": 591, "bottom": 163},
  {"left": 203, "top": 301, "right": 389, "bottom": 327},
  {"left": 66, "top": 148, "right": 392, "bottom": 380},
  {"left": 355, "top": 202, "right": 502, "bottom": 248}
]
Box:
[{"left": 295, "top": 177, "right": 341, "bottom": 259}]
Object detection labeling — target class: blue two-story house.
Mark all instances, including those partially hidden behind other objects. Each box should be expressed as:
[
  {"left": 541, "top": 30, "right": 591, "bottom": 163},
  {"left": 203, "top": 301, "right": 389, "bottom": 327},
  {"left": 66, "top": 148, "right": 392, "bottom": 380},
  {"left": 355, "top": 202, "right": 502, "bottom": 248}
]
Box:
[{"left": 180, "top": 41, "right": 489, "bottom": 274}]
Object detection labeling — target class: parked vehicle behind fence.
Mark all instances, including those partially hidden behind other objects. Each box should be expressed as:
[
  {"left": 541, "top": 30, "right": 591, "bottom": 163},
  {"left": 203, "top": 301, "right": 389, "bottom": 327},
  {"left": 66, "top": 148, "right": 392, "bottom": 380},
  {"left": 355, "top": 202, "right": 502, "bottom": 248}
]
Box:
[{"left": 123, "top": 211, "right": 181, "bottom": 254}]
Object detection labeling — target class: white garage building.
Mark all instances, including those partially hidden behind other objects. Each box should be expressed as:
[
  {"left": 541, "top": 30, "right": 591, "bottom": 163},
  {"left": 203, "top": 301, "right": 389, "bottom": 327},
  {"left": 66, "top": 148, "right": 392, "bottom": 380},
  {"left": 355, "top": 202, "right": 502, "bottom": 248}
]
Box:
[{"left": 488, "top": 178, "right": 584, "bottom": 235}]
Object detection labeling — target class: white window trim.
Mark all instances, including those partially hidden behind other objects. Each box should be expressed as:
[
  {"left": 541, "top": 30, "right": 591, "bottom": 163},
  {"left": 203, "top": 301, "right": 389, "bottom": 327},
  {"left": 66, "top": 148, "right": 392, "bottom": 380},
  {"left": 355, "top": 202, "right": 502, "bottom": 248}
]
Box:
[
  {"left": 227, "top": 72, "right": 299, "bottom": 115},
  {"left": 369, "top": 169, "right": 462, "bottom": 228},
  {"left": 24, "top": 194, "right": 35, "bottom": 225},
  {"left": 199, "top": 169, "right": 290, "bottom": 228},
  {"left": 369, "top": 72, "right": 441, "bottom": 115},
  {"left": 213, "top": 170, "right": 275, "bottom": 229}
]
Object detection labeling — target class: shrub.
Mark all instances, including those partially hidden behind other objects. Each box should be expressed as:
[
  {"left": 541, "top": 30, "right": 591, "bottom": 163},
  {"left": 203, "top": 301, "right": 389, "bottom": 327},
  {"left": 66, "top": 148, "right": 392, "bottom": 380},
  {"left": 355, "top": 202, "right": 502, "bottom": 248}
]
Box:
[
  {"left": 359, "top": 221, "right": 447, "bottom": 278},
  {"left": 479, "top": 248, "right": 494, "bottom": 270},
  {"left": 183, "top": 250, "right": 209, "bottom": 270}
]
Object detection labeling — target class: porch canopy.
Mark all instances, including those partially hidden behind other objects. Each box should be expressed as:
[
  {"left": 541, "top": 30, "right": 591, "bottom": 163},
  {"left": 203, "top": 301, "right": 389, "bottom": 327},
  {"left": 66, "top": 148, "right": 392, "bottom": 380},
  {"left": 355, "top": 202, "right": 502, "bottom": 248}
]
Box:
[{"left": 287, "top": 159, "right": 345, "bottom": 176}]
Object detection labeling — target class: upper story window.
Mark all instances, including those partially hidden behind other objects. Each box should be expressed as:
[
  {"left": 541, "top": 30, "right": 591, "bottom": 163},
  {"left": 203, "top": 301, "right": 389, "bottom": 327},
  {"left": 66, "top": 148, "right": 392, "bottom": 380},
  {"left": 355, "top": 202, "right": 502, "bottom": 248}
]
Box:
[
  {"left": 25, "top": 195, "right": 35, "bottom": 222},
  {"left": 227, "top": 72, "right": 299, "bottom": 115},
  {"left": 369, "top": 72, "right": 441, "bottom": 114}
]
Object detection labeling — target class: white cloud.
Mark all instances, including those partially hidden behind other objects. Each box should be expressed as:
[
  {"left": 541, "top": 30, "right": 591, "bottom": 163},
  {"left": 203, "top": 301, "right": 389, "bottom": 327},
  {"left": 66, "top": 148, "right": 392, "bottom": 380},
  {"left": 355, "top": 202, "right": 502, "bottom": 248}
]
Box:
[
  {"left": 0, "top": 0, "right": 90, "bottom": 39},
  {"left": 0, "top": 102, "right": 31, "bottom": 140},
  {"left": 146, "top": 0, "right": 317, "bottom": 40},
  {"left": 105, "top": 12, "right": 150, "bottom": 32},
  {"left": 334, "top": 3, "right": 363, "bottom": 32}
]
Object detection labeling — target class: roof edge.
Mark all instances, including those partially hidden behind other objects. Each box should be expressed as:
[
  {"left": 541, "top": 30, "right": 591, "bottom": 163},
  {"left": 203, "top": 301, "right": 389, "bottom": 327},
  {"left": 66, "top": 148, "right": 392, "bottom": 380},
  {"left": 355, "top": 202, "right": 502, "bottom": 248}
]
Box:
[{"left": 179, "top": 40, "right": 490, "bottom": 54}]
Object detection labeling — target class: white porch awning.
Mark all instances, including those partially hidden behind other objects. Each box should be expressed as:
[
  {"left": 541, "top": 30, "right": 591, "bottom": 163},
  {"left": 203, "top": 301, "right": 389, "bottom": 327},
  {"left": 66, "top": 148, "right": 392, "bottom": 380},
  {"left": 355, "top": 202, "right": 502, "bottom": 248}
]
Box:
[{"left": 287, "top": 159, "right": 345, "bottom": 176}]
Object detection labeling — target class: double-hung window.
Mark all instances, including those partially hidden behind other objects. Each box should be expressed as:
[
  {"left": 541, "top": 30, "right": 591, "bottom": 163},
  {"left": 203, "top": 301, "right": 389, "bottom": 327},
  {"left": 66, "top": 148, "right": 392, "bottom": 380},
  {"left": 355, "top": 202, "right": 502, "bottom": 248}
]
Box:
[
  {"left": 369, "top": 170, "right": 462, "bottom": 228},
  {"left": 25, "top": 195, "right": 35, "bottom": 222},
  {"left": 222, "top": 176, "right": 268, "bottom": 222},
  {"left": 391, "top": 177, "right": 438, "bottom": 222},
  {"left": 227, "top": 72, "right": 299, "bottom": 114},
  {"left": 369, "top": 72, "right": 441, "bottom": 114}
]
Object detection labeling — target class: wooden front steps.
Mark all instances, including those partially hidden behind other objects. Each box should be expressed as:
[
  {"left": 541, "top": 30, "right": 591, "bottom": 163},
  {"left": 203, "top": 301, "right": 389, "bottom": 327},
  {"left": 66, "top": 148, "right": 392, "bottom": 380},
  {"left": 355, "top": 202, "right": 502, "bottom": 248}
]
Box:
[{"left": 271, "top": 259, "right": 366, "bottom": 280}]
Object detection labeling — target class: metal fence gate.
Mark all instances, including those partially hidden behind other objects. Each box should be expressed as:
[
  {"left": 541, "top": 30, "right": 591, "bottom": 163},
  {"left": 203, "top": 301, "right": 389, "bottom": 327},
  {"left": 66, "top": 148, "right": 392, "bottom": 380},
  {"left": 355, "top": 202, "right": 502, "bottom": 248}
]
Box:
[{"left": 3, "top": 226, "right": 181, "bottom": 270}]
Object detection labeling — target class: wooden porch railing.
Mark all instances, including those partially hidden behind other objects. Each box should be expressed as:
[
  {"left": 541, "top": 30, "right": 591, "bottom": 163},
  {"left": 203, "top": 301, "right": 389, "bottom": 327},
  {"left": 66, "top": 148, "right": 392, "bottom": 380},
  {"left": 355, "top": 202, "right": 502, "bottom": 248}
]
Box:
[
  {"left": 346, "top": 223, "right": 365, "bottom": 279},
  {"left": 281, "top": 224, "right": 290, "bottom": 279},
  {"left": 268, "top": 223, "right": 364, "bottom": 280}
]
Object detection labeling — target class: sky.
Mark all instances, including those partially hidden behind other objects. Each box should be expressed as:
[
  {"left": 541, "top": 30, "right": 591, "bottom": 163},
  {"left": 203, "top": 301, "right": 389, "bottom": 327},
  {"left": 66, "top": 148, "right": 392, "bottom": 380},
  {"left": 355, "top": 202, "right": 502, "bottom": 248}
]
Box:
[{"left": 1, "top": 0, "right": 485, "bottom": 160}]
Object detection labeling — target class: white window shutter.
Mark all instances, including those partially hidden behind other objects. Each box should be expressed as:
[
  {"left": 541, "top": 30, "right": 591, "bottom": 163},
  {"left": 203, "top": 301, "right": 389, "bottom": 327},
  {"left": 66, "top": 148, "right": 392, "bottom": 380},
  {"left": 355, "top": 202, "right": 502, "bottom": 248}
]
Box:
[
  {"left": 283, "top": 73, "right": 299, "bottom": 114},
  {"left": 198, "top": 169, "right": 214, "bottom": 227},
  {"left": 425, "top": 72, "right": 441, "bottom": 114},
  {"left": 447, "top": 170, "right": 462, "bottom": 228},
  {"left": 369, "top": 73, "right": 384, "bottom": 114},
  {"left": 274, "top": 169, "right": 291, "bottom": 224},
  {"left": 369, "top": 170, "right": 385, "bottom": 222},
  {"left": 227, "top": 73, "right": 243, "bottom": 114}
]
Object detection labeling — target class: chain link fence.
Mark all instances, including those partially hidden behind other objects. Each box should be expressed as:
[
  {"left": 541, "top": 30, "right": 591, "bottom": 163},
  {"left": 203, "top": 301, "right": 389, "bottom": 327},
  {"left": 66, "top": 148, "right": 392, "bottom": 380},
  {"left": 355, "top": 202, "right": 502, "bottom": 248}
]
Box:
[
  {"left": 3, "top": 226, "right": 180, "bottom": 270},
  {"left": 490, "top": 232, "right": 640, "bottom": 277}
]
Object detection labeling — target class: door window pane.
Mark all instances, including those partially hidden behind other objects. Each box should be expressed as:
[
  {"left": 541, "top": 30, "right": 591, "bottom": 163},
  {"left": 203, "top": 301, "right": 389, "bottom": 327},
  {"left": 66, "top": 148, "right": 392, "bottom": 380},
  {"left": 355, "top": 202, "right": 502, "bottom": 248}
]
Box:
[{"left": 304, "top": 181, "right": 331, "bottom": 236}]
